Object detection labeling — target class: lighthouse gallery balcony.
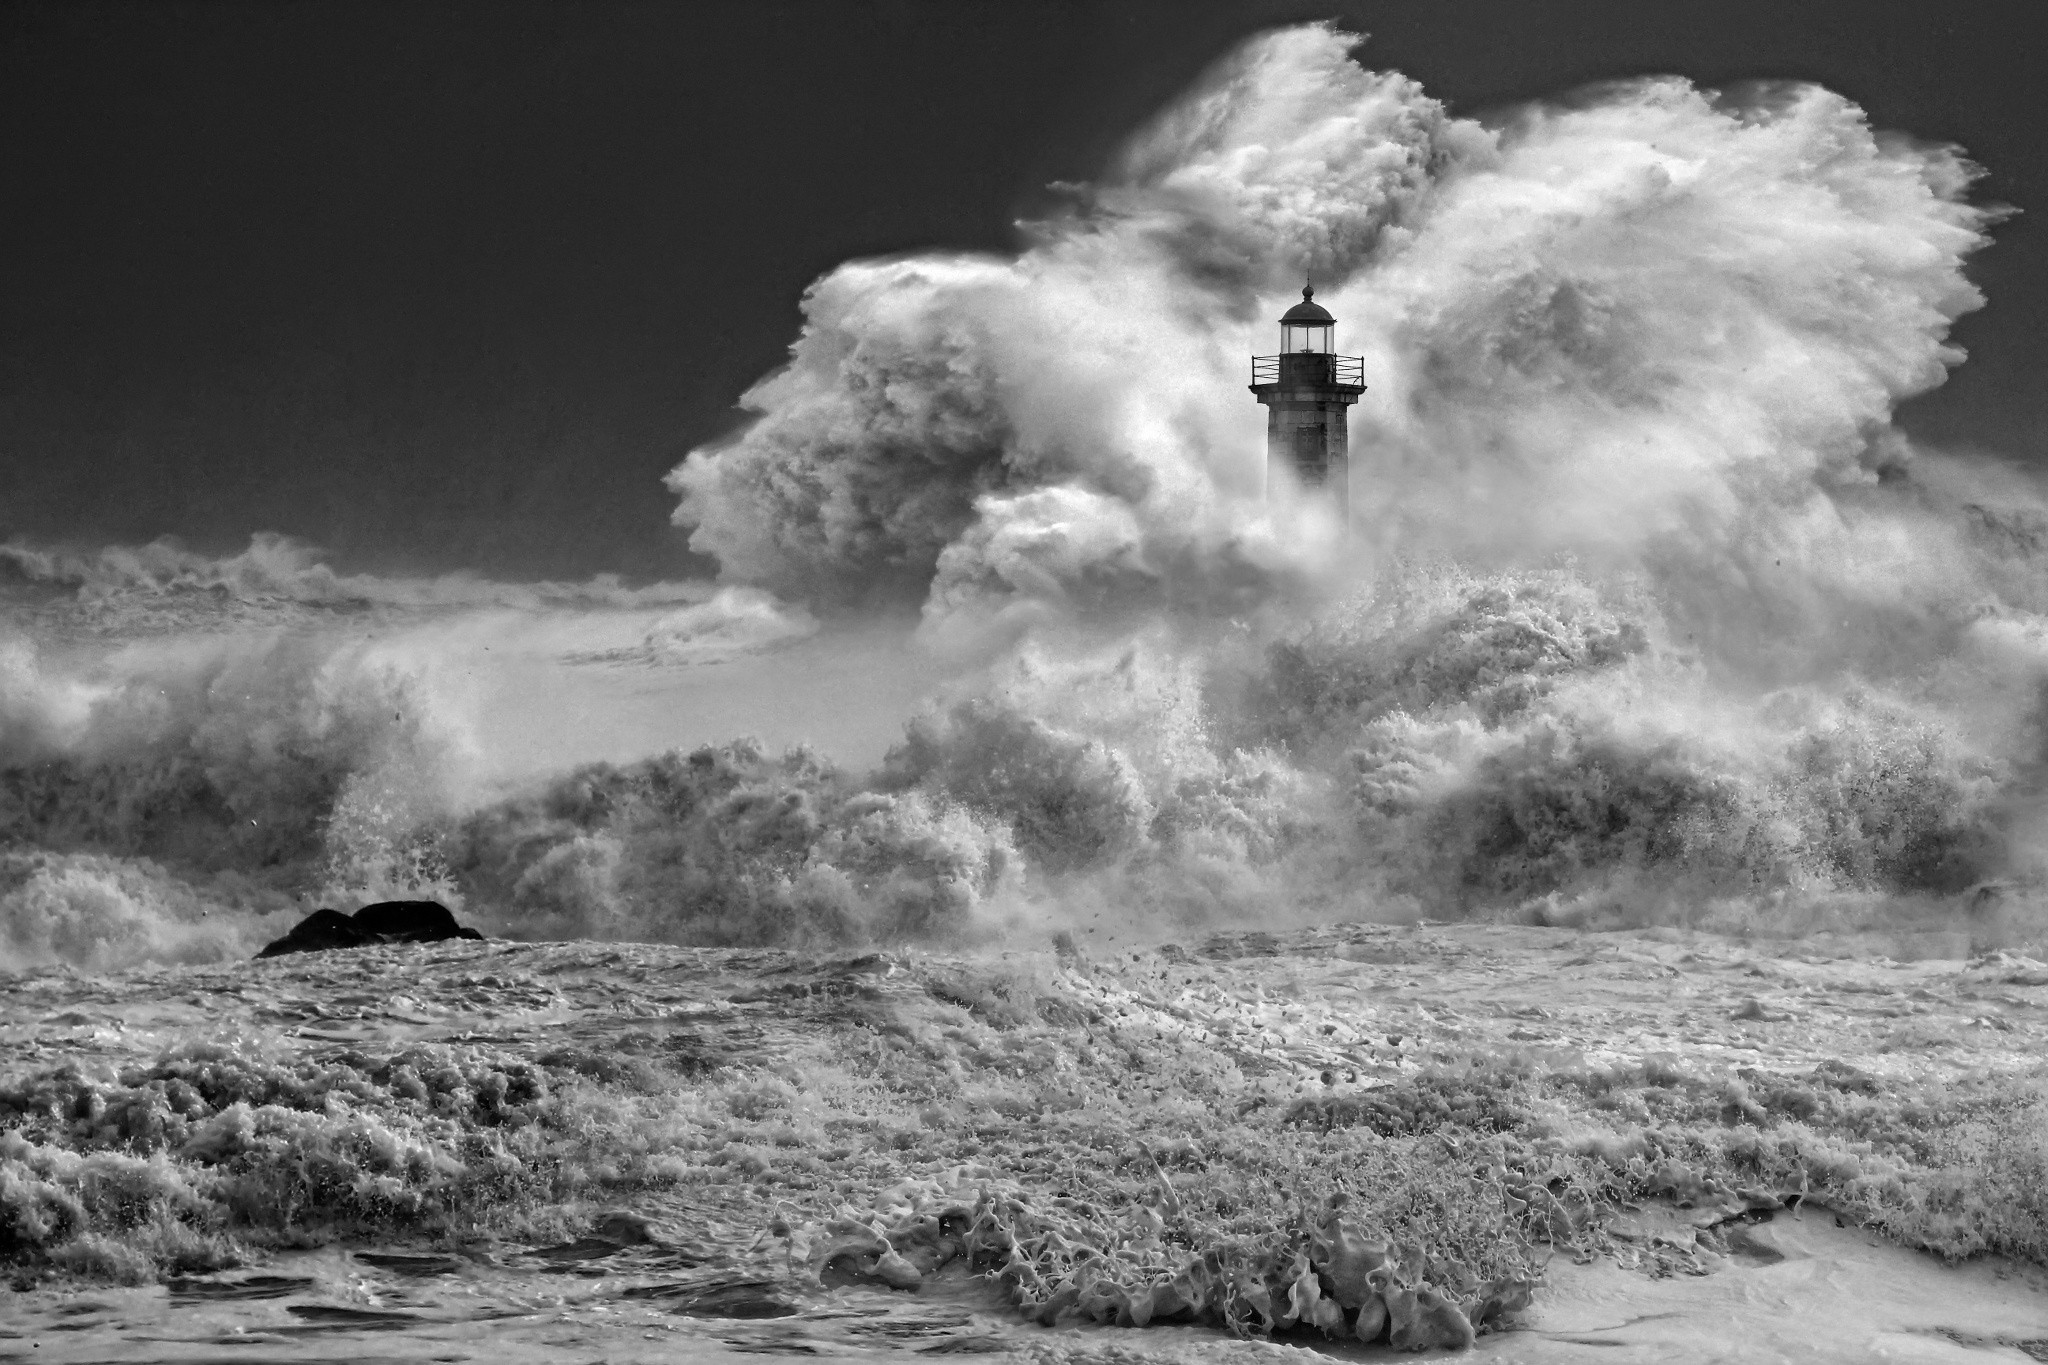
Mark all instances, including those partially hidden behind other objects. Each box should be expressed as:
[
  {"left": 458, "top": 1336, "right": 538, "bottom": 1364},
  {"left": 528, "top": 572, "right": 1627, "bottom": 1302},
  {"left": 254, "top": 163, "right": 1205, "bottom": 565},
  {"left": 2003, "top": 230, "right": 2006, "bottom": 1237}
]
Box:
[{"left": 1249, "top": 352, "right": 1366, "bottom": 390}]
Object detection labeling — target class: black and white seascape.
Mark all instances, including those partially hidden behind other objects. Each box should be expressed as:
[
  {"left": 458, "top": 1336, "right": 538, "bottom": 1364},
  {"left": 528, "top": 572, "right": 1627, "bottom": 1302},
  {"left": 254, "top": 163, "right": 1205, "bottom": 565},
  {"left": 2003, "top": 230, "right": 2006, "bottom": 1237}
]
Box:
[{"left": 5, "top": 5, "right": 2048, "bottom": 1362}]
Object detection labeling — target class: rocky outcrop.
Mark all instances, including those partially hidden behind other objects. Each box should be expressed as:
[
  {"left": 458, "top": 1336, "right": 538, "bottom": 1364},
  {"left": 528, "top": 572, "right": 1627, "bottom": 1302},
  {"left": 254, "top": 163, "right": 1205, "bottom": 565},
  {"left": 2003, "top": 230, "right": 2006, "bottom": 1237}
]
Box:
[{"left": 256, "top": 900, "right": 484, "bottom": 958}]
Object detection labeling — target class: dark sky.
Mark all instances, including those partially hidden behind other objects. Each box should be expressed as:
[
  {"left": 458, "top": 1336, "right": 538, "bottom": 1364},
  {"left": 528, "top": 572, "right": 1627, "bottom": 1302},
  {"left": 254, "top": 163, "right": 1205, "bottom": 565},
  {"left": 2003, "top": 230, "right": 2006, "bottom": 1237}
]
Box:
[{"left": 2, "top": 0, "right": 2041, "bottom": 582}]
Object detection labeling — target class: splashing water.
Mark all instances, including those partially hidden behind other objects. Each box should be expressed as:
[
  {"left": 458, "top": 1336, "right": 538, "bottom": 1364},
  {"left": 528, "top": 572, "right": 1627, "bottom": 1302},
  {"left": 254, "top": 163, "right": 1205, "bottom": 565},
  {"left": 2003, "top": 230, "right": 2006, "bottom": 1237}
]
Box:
[{"left": 6, "top": 24, "right": 2047, "bottom": 971}]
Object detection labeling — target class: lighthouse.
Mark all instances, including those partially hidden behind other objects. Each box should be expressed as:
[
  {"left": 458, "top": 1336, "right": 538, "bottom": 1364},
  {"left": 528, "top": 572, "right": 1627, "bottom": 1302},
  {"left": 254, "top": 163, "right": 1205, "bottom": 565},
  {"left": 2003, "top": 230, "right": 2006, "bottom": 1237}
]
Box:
[{"left": 1249, "top": 284, "right": 1366, "bottom": 509}]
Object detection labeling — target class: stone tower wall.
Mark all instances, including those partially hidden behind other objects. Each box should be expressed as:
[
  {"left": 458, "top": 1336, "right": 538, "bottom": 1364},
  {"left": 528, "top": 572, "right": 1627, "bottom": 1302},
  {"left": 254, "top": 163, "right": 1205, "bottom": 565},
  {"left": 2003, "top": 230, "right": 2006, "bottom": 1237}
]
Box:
[{"left": 1263, "top": 399, "right": 1352, "bottom": 509}]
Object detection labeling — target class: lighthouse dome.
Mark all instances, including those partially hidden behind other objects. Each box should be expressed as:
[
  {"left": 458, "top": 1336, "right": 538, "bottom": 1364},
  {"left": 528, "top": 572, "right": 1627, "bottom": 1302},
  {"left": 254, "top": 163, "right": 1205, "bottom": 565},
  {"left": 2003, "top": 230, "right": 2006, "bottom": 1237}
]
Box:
[{"left": 1280, "top": 285, "right": 1333, "bottom": 324}]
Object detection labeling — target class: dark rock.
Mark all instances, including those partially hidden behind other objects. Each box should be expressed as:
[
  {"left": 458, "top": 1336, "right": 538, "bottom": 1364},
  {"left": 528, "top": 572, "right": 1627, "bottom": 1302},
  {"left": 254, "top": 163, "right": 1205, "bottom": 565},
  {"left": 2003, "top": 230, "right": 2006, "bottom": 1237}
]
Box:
[
  {"left": 256, "top": 900, "right": 484, "bottom": 959},
  {"left": 255, "top": 908, "right": 366, "bottom": 958},
  {"left": 351, "top": 900, "right": 485, "bottom": 944}
]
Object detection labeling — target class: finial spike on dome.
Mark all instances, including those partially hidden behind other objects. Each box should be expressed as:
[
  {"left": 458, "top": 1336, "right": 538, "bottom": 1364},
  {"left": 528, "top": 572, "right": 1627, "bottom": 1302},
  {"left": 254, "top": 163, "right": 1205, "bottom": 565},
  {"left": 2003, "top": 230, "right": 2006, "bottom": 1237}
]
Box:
[{"left": 1302, "top": 280, "right": 1314, "bottom": 302}]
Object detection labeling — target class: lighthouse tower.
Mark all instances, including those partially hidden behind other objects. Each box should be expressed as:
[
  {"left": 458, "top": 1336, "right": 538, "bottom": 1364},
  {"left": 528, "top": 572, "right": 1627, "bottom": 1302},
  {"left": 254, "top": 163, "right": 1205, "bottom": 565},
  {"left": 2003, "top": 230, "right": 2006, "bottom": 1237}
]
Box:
[{"left": 1249, "top": 284, "right": 1366, "bottom": 509}]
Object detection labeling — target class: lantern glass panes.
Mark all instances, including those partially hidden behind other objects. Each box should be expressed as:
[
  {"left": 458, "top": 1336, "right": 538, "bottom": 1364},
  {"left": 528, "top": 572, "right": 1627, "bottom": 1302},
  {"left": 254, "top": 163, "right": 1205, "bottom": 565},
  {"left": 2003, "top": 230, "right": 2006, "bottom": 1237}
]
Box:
[{"left": 1282, "top": 320, "right": 1332, "bottom": 354}]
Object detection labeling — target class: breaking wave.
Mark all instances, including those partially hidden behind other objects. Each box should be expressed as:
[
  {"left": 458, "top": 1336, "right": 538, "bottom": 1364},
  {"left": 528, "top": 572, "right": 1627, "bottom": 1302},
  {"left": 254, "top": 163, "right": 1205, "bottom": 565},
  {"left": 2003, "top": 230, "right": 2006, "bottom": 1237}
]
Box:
[
  {"left": 8, "top": 23, "right": 2048, "bottom": 971},
  {"left": 0, "top": 532, "right": 720, "bottom": 637}
]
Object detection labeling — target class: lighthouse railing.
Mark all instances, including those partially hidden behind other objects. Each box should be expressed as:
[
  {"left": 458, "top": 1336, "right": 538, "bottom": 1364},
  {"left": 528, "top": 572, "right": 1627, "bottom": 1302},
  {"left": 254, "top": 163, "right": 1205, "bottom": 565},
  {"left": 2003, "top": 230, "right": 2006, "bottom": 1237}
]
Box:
[{"left": 1251, "top": 354, "right": 1365, "bottom": 387}]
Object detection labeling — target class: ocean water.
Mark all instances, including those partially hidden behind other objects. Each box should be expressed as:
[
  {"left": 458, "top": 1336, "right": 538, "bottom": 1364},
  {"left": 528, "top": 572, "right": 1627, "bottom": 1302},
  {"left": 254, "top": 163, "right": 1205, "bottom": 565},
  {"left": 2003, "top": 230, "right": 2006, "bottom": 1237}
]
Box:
[{"left": 7, "top": 929, "right": 2048, "bottom": 1363}]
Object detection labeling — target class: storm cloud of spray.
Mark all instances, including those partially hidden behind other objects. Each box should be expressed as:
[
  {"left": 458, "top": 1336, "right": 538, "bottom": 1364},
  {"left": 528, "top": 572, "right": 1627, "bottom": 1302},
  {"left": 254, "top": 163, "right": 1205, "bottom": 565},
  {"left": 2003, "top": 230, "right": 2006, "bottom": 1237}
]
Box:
[
  {"left": 654, "top": 23, "right": 2048, "bottom": 938},
  {"left": 671, "top": 26, "right": 1999, "bottom": 633},
  {"left": 9, "top": 24, "right": 2048, "bottom": 968}
]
